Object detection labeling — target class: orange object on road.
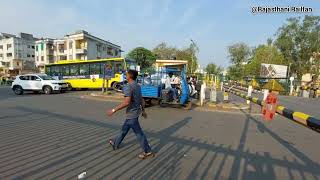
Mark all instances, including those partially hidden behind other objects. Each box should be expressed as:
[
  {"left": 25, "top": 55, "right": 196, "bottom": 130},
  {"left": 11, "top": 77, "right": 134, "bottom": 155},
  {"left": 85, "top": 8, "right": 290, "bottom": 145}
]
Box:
[{"left": 262, "top": 93, "right": 278, "bottom": 121}]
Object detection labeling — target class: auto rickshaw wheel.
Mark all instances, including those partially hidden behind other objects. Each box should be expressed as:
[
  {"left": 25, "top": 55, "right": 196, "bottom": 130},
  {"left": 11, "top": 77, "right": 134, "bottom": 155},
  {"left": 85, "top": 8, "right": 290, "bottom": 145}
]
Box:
[
  {"left": 183, "top": 101, "right": 192, "bottom": 110},
  {"left": 151, "top": 99, "right": 160, "bottom": 105},
  {"left": 159, "top": 101, "right": 167, "bottom": 108}
]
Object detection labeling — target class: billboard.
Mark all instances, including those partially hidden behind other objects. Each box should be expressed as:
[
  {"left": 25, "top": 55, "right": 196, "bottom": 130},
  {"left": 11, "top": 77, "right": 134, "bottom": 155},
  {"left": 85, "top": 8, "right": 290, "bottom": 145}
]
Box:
[{"left": 260, "top": 63, "right": 288, "bottom": 78}]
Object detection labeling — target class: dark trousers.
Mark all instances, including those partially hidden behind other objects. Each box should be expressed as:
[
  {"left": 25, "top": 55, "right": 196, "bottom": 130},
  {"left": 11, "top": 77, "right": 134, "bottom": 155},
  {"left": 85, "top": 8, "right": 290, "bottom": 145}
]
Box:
[{"left": 113, "top": 117, "right": 151, "bottom": 153}]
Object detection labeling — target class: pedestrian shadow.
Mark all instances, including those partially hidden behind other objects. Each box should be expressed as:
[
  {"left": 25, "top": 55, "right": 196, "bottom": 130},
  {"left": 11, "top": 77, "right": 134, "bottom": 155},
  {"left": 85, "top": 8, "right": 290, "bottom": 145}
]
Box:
[{"left": 1, "top": 105, "right": 320, "bottom": 179}]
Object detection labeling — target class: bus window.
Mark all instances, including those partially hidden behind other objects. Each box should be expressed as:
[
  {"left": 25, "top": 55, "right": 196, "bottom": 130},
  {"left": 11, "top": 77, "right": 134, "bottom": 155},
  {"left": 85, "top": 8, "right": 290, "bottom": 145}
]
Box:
[
  {"left": 61, "top": 65, "right": 70, "bottom": 76},
  {"left": 101, "top": 61, "right": 113, "bottom": 74},
  {"left": 70, "top": 64, "right": 79, "bottom": 76},
  {"left": 45, "top": 66, "right": 51, "bottom": 75},
  {"left": 51, "top": 66, "right": 60, "bottom": 76},
  {"left": 126, "top": 60, "right": 136, "bottom": 70},
  {"left": 114, "top": 61, "right": 123, "bottom": 74},
  {"left": 90, "top": 63, "right": 101, "bottom": 74},
  {"left": 79, "top": 64, "right": 89, "bottom": 75}
]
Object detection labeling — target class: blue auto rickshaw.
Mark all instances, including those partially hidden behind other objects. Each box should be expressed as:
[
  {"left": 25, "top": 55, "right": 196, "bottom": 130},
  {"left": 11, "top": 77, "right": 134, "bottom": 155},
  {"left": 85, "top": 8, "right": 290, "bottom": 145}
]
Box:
[{"left": 139, "top": 60, "right": 191, "bottom": 109}]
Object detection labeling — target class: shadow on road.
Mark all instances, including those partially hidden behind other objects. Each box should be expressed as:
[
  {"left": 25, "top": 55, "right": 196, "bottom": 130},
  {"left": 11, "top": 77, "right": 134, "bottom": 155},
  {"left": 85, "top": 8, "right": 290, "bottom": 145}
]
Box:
[{"left": 0, "top": 106, "right": 319, "bottom": 179}]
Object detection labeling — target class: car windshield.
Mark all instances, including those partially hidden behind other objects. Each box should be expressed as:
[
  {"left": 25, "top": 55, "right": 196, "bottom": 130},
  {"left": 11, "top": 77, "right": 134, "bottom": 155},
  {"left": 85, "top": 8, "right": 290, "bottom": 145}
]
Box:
[{"left": 38, "top": 75, "right": 55, "bottom": 80}]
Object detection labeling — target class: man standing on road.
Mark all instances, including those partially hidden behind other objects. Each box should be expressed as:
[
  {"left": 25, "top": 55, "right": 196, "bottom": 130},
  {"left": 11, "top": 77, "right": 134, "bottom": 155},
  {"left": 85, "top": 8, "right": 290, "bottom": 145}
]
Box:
[{"left": 107, "top": 69, "right": 154, "bottom": 159}]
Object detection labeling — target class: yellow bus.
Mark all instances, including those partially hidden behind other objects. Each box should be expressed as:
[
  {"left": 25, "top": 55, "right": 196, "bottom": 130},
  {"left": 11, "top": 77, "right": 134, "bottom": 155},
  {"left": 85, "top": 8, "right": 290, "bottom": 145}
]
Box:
[{"left": 45, "top": 58, "right": 136, "bottom": 89}]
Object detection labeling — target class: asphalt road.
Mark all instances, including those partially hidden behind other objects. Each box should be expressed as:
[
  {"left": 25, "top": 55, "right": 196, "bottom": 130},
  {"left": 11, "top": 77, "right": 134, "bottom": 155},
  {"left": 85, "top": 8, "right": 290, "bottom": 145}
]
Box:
[{"left": 0, "top": 86, "right": 320, "bottom": 180}]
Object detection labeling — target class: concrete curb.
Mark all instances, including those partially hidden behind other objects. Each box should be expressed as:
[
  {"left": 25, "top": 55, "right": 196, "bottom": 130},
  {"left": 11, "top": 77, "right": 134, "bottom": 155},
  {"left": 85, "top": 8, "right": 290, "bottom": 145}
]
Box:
[
  {"left": 207, "top": 102, "right": 249, "bottom": 110},
  {"left": 81, "top": 93, "right": 124, "bottom": 102},
  {"left": 225, "top": 89, "right": 320, "bottom": 132}
]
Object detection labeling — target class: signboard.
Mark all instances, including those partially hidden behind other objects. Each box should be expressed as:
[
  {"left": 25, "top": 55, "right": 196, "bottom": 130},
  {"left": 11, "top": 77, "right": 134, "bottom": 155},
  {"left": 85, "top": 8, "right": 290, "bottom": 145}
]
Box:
[
  {"left": 260, "top": 63, "right": 288, "bottom": 78},
  {"left": 104, "top": 64, "right": 114, "bottom": 80}
]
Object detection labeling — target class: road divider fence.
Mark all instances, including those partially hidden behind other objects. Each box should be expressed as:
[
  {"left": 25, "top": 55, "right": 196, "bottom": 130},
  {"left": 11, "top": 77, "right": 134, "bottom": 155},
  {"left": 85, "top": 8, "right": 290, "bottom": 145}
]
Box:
[{"left": 224, "top": 86, "right": 320, "bottom": 133}]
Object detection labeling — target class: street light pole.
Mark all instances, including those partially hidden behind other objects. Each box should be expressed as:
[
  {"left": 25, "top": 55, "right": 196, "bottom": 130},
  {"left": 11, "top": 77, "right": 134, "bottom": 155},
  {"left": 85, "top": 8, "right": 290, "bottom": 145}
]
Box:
[{"left": 190, "top": 39, "right": 195, "bottom": 74}]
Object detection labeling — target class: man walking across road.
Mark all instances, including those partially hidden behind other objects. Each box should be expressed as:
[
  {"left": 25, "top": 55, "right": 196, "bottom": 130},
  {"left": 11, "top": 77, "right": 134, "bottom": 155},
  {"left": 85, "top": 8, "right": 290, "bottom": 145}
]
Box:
[{"left": 107, "top": 69, "right": 154, "bottom": 159}]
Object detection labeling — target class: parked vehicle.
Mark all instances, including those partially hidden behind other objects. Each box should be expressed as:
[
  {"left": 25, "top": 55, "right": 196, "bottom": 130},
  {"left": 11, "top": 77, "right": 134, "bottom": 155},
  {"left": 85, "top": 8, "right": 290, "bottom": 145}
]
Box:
[{"left": 11, "top": 74, "right": 68, "bottom": 95}]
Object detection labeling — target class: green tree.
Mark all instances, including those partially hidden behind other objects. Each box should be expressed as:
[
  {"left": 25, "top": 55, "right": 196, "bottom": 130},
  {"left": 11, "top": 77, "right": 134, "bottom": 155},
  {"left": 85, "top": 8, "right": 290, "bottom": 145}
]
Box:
[
  {"left": 127, "top": 47, "right": 156, "bottom": 70},
  {"left": 153, "top": 41, "right": 199, "bottom": 73},
  {"left": 227, "top": 65, "right": 242, "bottom": 81},
  {"left": 152, "top": 42, "right": 178, "bottom": 59},
  {"left": 244, "top": 44, "right": 287, "bottom": 77},
  {"left": 274, "top": 15, "right": 320, "bottom": 78},
  {"left": 205, "top": 63, "right": 223, "bottom": 75},
  {"left": 227, "top": 43, "right": 251, "bottom": 65},
  {"left": 227, "top": 42, "right": 251, "bottom": 79}
]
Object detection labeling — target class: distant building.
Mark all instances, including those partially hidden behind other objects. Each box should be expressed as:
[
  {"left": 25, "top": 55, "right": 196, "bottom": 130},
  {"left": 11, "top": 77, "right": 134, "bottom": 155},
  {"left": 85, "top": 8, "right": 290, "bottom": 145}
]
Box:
[
  {"left": 35, "top": 38, "right": 55, "bottom": 72},
  {"left": 0, "top": 33, "right": 37, "bottom": 77},
  {"left": 35, "top": 30, "right": 122, "bottom": 72},
  {"left": 195, "top": 64, "right": 205, "bottom": 74}
]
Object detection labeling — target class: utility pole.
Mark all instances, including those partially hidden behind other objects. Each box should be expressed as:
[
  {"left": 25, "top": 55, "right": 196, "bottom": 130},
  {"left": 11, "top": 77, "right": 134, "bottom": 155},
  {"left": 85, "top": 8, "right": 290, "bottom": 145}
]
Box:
[{"left": 190, "top": 39, "right": 195, "bottom": 74}]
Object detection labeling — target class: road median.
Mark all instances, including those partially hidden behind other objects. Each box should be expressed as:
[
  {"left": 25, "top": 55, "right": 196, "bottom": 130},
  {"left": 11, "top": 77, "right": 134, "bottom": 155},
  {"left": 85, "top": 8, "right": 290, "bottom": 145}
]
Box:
[{"left": 225, "top": 88, "right": 320, "bottom": 132}]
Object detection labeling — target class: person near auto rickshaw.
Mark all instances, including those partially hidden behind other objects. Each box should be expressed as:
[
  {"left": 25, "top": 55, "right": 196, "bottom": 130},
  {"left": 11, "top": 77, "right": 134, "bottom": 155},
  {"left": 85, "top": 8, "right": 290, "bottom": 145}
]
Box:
[{"left": 165, "top": 72, "right": 178, "bottom": 101}]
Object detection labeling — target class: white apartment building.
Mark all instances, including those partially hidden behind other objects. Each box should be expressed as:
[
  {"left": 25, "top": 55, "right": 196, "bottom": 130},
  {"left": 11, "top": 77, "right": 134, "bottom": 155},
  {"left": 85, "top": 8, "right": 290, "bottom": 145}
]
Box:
[
  {"left": 0, "top": 33, "right": 36, "bottom": 77},
  {"left": 35, "top": 30, "right": 122, "bottom": 72},
  {"left": 35, "top": 38, "right": 55, "bottom": 72}
]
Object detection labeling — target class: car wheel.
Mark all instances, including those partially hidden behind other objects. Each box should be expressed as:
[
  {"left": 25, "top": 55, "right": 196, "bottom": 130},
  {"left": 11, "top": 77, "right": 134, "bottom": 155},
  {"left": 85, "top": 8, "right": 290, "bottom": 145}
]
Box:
[
  {"left": 43, "top": 86, "right": 52, "bottom": 95},
  {"left": 13, "top": 86, "right": 23, "bottom": 95}
]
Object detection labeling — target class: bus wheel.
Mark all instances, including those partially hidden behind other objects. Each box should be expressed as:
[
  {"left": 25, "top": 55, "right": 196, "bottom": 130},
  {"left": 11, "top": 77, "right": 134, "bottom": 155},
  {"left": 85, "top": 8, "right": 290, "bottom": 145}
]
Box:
[
  {"left": 112, "top": 82, "right": 122, "bottom": 92},
  {"left": 66, "top": 83, "right": 73, "bottom": 91}
]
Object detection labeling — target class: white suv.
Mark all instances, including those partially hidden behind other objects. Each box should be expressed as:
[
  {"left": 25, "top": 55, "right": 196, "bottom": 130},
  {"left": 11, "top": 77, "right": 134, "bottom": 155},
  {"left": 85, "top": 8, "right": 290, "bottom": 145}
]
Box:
[{"left": 11, "top": 74, "right": 68, "bottom": 95}]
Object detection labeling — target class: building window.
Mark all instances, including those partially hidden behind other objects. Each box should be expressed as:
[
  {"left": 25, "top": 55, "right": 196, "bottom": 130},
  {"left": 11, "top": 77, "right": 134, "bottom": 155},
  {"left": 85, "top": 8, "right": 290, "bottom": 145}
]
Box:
[
  {"left": 37, "top": 57, "right": 39, "bottom": 61},
  {"left": 6, "top": 53, "right": 12, "bottom": 57},
  {"left": 115, "top": 50, "right": 119, "bottom": 56},
  {"left": 69, "top": 41, "right": 73, "bottom": 49},
  {"left": 36, "top": 46, "right": 38, "bottom": 51},
  {"left": 0, "top": 54, "right": 2, "bottom": 58},
  {"left": 17, "top": 62, "right": 20, "bottom": 66},
  {"left": 97, "top": 44, "right": 102, "bottom": 52},
  {"left": 32, "top": 55, "right": 35, "bottom": 57},
  {"left": 7, "top": 44, "right": 12, "bottom": 50},
  {"left": 107, "top": 47, "right": 113, "bottom": 55},
  {"left": 32, "top": 45, "right": 35, "bottom": 49},
  {"left": 0, "top": 45, "right": 3, "bottom": 49},
  {"left": 69, "top": 55, "right": 73, "bottom": 60},
  {"left": 27, "top": 54, "right": 31, "bottom": 57},
  {"left": 27, "top": 45, "right": 31, "bottom": 48},
  {"left": 41, "top": 56, "right": 44, "bottom": 61}
]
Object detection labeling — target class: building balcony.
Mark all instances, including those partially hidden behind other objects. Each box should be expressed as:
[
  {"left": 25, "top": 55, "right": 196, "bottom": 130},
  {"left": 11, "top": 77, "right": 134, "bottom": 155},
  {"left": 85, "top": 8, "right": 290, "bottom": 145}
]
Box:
[
  {"left": 36, "top": 62, "right": 45, "bottom": 67},
  {"left": 75, "top": 48, "right": 87, "bottom": 54},
  {"left": 1, "top": 58, "right": 11, "bottom": 62},
  {"left": 46, "top": 50, "right": 54, "bottom": 55}
]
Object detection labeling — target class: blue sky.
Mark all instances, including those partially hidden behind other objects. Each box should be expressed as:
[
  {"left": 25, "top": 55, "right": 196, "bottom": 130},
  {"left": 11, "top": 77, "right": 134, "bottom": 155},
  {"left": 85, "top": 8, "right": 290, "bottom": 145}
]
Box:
[{"left": 0, "top": 0, "right": 319, "bottom": 68}]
